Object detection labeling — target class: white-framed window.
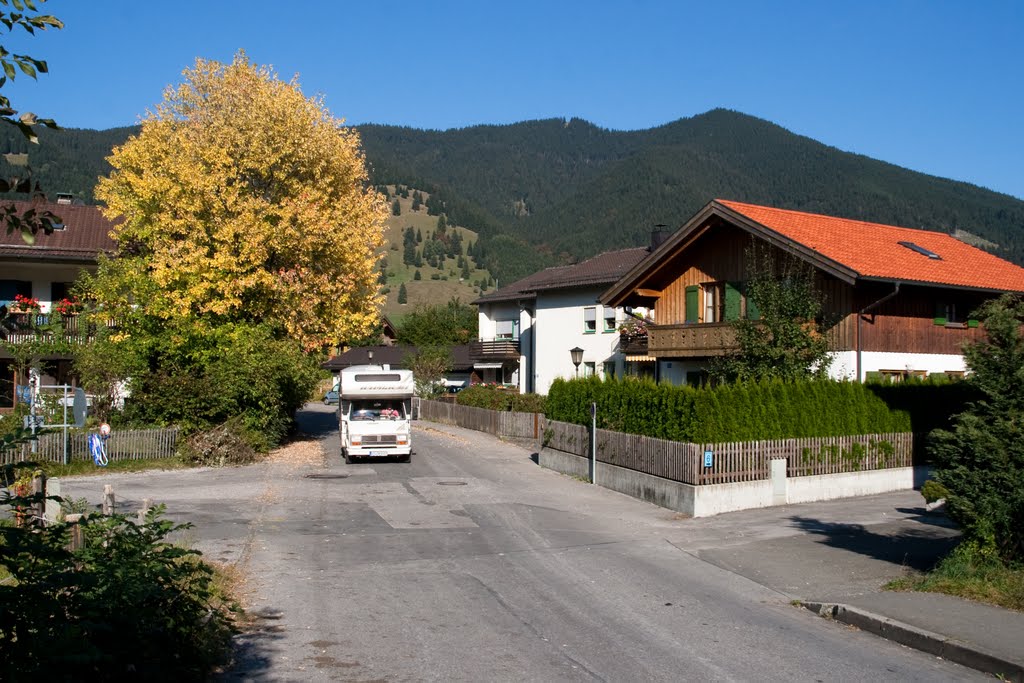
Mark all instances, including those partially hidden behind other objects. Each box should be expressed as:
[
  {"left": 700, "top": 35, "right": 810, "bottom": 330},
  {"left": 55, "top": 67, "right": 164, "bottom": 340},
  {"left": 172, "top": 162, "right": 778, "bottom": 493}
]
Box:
[
  {"left": 703, "top": 283, "right": 720, "bottom": 323},
  {"left": 583, "top": 361, "right": 596, "bottom": 377},
  {"left": 583, "top": 307, "right": 597, "bottom": 333},
  {"left": 603, "top": 306, "right": 617, "bottom": 333},
  {"left": 495, "top": 319, "right": 518, "bottom": 340}
]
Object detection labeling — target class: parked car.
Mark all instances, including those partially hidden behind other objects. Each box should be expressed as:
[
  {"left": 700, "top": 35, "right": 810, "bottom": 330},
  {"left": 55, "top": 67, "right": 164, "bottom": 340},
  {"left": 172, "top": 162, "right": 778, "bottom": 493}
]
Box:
[{"left": 323, "top": 389, "right": 339, "bottom": 405}]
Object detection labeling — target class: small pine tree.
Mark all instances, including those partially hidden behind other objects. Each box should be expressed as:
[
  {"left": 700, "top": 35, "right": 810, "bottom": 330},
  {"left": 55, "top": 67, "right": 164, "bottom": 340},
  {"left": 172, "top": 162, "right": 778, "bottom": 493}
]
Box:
[
  {"left": 416, "top": 228, "right": 423, "bottom": 243},
  {"left": 391, "top": 199, "right": 401, "bottom": 216},
  {"left": 413, "top": 270, "right": 421, "bottom": 280},
  {"left": 411, "top": 191, "right": 422, "bottom": 211},
  {"left": 397, "top": 283, "right": 408, "bottom": 304}
]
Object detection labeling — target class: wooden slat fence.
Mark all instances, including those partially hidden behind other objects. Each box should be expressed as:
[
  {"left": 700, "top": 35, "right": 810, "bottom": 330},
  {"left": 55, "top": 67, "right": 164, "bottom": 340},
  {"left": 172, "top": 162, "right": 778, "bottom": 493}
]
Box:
[
  {"left": 414, "top": 400, "right": 917, "bottom": 486},
  {"left": 2, "top": 428, "right": 180, "bottom": 465},
  {"left": 415, "top": 398, "right": 541, "bottom": 440}
]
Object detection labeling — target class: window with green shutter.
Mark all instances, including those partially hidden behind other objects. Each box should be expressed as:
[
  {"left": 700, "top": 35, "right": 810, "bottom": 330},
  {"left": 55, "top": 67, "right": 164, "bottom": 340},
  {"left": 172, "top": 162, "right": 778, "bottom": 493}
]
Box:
[
  {"left": 724, "top": 282, "right": 742, "bottom": 321},
  {"left": 743, "top": 282, "right": 760, "bottom": 320},
  {"left": 685, "top": 286, "right": 699, "bottom": 323}
]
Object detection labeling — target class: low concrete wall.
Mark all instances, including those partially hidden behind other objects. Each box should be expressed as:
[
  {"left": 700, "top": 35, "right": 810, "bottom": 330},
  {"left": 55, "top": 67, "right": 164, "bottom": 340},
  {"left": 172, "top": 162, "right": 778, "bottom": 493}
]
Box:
[
  {"left": 786, "top": 467, "right": 919, "bottom": 504},
  {"left": 539, "top": 447, "right": 929, "bottom": 518}
]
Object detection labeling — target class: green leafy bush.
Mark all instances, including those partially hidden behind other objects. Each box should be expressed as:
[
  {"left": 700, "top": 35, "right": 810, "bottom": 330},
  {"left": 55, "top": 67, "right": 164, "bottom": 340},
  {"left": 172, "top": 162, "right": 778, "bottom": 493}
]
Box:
[
  {"left": 0, "top": 473, "right": 235, "bottom": 679},
  {"left": 117, "top": 321, "right": 322, "bottom": 450},
  {"left": 456, "top": 384, "right": 547, "bottom": 413}
]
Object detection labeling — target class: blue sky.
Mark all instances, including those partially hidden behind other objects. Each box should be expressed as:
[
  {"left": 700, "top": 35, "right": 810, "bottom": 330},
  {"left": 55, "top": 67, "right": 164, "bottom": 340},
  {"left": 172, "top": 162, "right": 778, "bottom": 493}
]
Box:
[{"left": 5, "top": 1, "right": 1023, "bottom": 199}]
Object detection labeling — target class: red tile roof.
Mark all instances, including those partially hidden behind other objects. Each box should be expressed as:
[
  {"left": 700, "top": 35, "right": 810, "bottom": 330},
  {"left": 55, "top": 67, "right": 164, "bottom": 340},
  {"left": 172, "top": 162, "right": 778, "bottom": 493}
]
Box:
[
  {"left": 0, "top": 200, "right": 116, "bottom": 262},
  {"left": 718, "top": 200, "right": 1024, "bottom": 292}
]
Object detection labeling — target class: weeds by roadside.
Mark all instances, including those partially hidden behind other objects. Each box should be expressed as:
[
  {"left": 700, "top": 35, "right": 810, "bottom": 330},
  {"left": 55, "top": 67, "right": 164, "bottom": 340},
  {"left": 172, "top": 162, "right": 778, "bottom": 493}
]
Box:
[{"left": 887, "top": 545, "right": 1024, "bottom": 612}]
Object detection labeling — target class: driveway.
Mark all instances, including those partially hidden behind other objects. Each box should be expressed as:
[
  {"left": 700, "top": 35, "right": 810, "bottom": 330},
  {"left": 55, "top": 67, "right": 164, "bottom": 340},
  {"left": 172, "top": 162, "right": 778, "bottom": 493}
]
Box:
[{"left": 61, "top": 404, "right": 983, "bottom": 681}]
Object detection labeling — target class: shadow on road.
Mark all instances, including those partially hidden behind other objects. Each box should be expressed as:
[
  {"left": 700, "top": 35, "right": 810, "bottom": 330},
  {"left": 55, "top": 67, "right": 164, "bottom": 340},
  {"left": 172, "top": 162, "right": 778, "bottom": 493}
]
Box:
[
  {"left": 294, "top": 404, "right": 338, "bottom": 439},
  {"left": 214, "top": 608, "right": 286, "bottom": 680},
  {"left": 788, "top": 514, "right": 960, "bottom": 573}
]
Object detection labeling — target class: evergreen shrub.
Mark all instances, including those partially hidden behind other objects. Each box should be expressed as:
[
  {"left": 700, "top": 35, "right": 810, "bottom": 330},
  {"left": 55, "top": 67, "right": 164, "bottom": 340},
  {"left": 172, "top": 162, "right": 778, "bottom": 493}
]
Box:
[
  {"left": 455, "top": 384, "right": 547, "bottom": 413},
  {"left": 546, "top": 376, "right": 971, "bottom": 444}
]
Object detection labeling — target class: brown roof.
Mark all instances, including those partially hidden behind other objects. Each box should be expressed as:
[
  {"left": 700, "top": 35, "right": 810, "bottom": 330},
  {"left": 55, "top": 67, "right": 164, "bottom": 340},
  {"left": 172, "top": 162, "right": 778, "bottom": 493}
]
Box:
[
  {"left": 0, "top": 200, "right": 116, "bottom": 262},
  {"left": 475, "top": 247, "right": 650, "bottom": 304},
  {"left": 322, "top": 344, "right": 474, "bottom": 372}
]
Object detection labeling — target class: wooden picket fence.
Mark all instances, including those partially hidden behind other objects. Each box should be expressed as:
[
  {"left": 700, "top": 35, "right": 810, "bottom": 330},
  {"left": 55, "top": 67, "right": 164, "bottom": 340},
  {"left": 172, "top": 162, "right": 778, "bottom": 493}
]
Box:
[
  {"left": 416, "top": 399, "right": 916, "bottom": 486},
  {"left": 2, "top": 428, "right": 180, "bottom": 465},
  {"left": 415, "top": 398, "right": 541, "bottom": 440}
]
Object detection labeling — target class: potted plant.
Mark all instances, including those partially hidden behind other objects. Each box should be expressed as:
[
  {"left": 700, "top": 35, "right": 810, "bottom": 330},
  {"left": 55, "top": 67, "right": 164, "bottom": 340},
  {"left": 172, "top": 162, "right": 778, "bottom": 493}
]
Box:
[{"left": 8, "top": 294, "right": 41, "bottom": 315}]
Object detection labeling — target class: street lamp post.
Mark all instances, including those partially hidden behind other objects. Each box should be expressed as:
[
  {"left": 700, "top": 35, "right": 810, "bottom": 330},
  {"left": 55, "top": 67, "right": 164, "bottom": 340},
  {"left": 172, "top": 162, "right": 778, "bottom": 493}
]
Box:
[{"left": 570, "top": 347, "right": 584, "bottom": 378}]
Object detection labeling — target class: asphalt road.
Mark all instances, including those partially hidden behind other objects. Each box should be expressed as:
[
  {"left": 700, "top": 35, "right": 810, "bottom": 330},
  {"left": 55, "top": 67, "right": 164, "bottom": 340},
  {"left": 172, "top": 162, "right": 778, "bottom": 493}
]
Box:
[{"left": 61, "top": 404, "right": 984, "bottom": 682}]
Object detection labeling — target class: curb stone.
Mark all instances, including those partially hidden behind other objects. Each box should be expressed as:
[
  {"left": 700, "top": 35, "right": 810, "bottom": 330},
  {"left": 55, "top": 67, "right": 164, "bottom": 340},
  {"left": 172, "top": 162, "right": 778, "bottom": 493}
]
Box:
[{"left": 800, "top": 601, "right": 1023, "bottom": 682}]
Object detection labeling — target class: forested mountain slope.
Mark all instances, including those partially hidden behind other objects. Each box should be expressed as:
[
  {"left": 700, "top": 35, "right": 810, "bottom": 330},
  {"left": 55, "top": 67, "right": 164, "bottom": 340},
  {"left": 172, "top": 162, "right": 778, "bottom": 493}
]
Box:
[{"left": 3, "top": 109, "right": 1022, "bottom": 284}]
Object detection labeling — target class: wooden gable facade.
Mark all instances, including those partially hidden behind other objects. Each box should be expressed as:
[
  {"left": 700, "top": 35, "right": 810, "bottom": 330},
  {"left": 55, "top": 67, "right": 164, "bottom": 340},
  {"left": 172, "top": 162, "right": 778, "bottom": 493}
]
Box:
[{"left": 602, "top": 200, "right": 1024, "bottom": 381}]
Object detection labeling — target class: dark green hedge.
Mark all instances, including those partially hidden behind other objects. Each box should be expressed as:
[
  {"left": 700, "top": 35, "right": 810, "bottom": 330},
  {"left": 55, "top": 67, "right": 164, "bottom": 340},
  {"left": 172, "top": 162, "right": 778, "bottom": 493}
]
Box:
[
  {"left": 455, "top": 384, "right": 547, "bottom": 413},
  {"left": 545, "top": 376, "right": 974, "bottom": 443}
]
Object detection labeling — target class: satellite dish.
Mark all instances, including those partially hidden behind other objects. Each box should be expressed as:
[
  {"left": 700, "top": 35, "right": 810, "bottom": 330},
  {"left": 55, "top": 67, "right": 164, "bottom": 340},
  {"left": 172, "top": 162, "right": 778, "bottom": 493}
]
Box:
[{"left": 72, "top": 388, "right": 88, "bottom": 428}]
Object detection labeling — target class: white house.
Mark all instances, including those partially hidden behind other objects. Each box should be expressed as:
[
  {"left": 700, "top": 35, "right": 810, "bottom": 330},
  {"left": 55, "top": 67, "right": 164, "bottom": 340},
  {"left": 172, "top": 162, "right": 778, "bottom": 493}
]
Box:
[
  {"left": 472, "top": 246, "right": 654, "bottom": 395},
  {"left": 1, "top": 198, "right": 115, "bottom": 410}
]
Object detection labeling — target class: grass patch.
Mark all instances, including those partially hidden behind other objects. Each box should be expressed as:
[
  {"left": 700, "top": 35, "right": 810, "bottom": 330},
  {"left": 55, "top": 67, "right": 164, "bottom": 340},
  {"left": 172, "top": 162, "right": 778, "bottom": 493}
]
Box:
[
  {"left": 887, "top": 546, "right": 1024, "bottom": 612},
  {"left": 22, "top": 456, "right": 190, "bottom": 479}
]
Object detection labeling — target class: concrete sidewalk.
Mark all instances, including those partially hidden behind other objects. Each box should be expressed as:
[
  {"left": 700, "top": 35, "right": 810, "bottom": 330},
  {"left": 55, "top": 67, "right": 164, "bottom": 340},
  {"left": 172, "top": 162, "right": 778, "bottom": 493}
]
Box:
[{"left": 667, "top": 491, "right": 1024, "bottom": 681}]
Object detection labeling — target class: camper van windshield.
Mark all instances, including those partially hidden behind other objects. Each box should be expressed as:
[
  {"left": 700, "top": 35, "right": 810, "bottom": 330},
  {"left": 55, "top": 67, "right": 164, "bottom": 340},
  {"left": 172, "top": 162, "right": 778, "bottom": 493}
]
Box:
[{"left": 350, "top": 400, "right": 405, "bottom": 421}]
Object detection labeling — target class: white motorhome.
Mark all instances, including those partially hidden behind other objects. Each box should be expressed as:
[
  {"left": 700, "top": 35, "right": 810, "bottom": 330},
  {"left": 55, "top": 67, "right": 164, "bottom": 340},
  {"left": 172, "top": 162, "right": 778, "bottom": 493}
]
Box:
[{"left": 338, "top": 365, "right": 414, "bottom": 463}]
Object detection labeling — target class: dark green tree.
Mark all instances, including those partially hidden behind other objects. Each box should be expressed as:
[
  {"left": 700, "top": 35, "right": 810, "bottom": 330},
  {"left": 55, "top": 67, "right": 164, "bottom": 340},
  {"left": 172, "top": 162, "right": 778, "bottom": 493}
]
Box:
[
  {"left": 711, "top": 244, "right": 832, "bottom": 383},
  {"left": 396, "top": 297, "right": 478, "bottom": 346},
  {"left": 411, "top": 191, "right": 422, "bottom": 211},
  {"left": 929, "top": 294, "right": 1024, "bottom": 564},
  {"left": 391, "top": 198, "right": 401, "bottom": 216},
  {"left": 397, "top": 282, "right": 407, "bottom": 304},
  {"left": 413, "top": 269, "right": 421, "bottom": 280}
]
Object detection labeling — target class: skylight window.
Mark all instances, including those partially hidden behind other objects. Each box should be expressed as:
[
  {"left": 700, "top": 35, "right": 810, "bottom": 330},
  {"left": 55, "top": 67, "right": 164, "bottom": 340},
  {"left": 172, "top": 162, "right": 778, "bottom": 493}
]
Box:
[{"left": 898, "top": 241, "right": 942, "bottom": 260}]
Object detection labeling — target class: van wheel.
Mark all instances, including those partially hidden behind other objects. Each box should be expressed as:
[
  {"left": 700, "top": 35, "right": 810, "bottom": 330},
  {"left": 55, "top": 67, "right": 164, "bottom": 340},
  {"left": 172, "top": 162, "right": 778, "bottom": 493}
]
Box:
[
  {"left": 398, "top": 454, "right": 411, "bottom": 463},
  {"left": 343, "top": 449, "right": 353, "bottom": 465}
]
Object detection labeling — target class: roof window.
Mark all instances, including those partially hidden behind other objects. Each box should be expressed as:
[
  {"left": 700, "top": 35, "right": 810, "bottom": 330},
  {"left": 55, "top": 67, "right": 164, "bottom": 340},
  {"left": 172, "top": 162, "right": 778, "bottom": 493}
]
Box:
[{"left": 898, "top": 241, "right": 941, "bottom": 260}]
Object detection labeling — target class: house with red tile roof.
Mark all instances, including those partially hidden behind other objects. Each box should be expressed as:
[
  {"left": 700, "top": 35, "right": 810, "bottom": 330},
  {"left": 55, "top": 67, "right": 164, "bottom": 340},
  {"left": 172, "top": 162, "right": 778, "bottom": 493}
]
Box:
[
  {"left": 473, "top": 246, "right": 654, "bottom": 394},
  {"left": 1, "top": 198, "right": 116, "bottom": 409},
  {"left": 601, "top": 199, "right": 1024, "bottom": 384}
]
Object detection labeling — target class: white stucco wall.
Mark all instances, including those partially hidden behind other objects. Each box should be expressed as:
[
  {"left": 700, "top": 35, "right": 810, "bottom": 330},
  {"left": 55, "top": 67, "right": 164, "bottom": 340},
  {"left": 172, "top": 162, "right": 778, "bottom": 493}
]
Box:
[
  {"left": 533, "top": 289, "right": 624, "bottom": 395},
  {"left": 828, "top": 351, "right": 967, "bottom": 382},
  {"left": 1, "top": 261, "right": 91, "bottom": 313}
]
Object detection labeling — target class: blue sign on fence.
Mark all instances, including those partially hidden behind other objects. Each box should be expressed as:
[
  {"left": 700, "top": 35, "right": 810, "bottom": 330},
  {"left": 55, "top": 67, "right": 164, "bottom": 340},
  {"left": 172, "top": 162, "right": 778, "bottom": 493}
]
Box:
[
  {"left": 703, "top": 450, "right": 713, "bottom": 468},
  {"left": 15, "top": 384, "right": 31, "bottom": 404}
]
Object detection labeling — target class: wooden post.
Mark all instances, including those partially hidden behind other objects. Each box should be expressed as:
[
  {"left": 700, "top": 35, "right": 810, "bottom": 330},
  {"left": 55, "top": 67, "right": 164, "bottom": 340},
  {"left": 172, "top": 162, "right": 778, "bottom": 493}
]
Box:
[
  {"left": 31, "top": 472, "right": 46, "bottom": 527},
  {"left": 137, "top": 498, "right": 152, "bottom": 524},
  {"left": 65, "top": 513, "right": 84, "bottom": 551},
  {"left": 102, "top": 484, "right": 115, "bottom": 515}
]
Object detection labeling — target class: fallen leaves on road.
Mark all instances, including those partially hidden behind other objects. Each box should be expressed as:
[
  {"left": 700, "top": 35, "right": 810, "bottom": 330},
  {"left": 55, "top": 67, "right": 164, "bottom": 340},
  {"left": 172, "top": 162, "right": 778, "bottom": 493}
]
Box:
[{"left": 265, "top": 434, "right": 327, "bottom": 469}]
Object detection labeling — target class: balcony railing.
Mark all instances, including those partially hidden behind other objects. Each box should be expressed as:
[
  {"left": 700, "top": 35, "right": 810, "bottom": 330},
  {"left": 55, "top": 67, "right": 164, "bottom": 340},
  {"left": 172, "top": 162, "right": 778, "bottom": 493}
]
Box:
[
  {"left": 1, "top": 313, "right": 117, "bottom": 344},
  {"left": 468, "top": 338, "right": 521, "bottom": 361},
  {"left": 648, "top": 322, "right": 739, "bottom": 357},
  {"left": 619, "top": 329, "right": 649, "bottom": 356}
]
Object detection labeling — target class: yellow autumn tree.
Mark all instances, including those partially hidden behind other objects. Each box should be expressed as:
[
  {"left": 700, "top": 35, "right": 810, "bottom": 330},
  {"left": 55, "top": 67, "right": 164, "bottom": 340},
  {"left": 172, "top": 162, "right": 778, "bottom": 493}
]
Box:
[{"left": 93, "top": 52, "right": 387, "bottom": 348}]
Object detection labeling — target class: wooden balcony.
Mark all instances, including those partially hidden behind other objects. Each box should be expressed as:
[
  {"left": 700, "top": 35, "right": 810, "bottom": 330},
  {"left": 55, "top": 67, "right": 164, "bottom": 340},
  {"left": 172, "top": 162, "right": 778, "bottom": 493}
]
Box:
[
  {"left": 468, "top": 338, "right": 521, "bottom": 361},
  {"left": 619, "top": 330, "right": 650, "bottom": 356},
  {"left": 648, "top": 322, "right": 739, "bottom": 357}
]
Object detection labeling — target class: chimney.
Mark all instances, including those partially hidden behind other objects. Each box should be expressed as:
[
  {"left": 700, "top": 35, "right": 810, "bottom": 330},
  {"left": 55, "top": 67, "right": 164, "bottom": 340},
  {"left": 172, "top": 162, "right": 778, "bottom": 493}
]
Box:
[
  {"left": 56, "top": 193, "right": 74, "bottom": 205},
  {"left": 650, "top": 224, "right": 670, "bottom": 250}
]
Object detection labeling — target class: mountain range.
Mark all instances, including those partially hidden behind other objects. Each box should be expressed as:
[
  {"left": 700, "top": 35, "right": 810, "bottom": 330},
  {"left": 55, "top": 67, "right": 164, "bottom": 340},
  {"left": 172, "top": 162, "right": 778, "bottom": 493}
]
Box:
[{"left": 3, "top": 108, "right": 1023, "bottom": 284}]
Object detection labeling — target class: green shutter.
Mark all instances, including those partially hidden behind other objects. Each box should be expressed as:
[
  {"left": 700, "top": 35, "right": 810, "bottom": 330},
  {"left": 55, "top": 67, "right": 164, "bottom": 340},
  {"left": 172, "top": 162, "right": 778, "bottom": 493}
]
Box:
[
  {"left": 744, "top": 282, "right": 760, "bottom": 320},
  {"left": 724, "top": 282, "right": 742, "bottom": 321},
  {"left": 934, "top": 302, "right": 947, "bottom": 326},
  {"left": 685, "top": 286, "right": 699, "bottom": 323}
]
